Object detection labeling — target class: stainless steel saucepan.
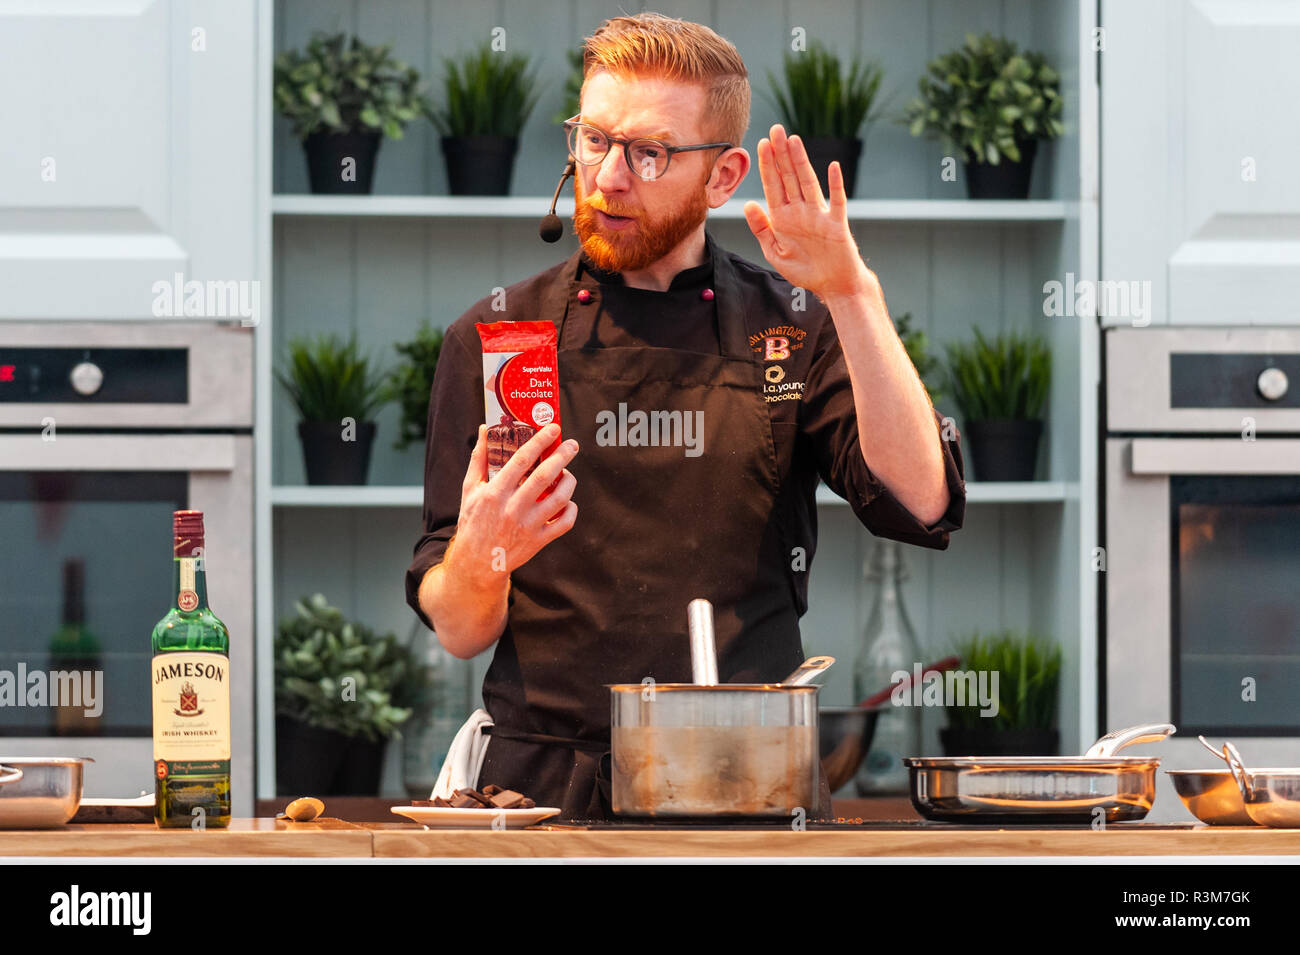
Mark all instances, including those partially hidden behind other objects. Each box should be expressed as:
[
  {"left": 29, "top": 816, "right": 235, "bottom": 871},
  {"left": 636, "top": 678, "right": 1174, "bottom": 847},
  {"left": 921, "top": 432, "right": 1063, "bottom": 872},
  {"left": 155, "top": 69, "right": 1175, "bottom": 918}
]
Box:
[
  {"left": 1224, "top": 741, "right": 1300, "bottom": 828},
  {"left": 904, "top": 723, "right": 1176, "bottom": 824},
  {"left": 1165, "top": 736, "right": 1259, "bottom": 826},
  {"left": 0, "top": 757, "right": 94, "bottom": 828},
  {"left": 608, "top": 598, "right": 832, "bottom": 817}
]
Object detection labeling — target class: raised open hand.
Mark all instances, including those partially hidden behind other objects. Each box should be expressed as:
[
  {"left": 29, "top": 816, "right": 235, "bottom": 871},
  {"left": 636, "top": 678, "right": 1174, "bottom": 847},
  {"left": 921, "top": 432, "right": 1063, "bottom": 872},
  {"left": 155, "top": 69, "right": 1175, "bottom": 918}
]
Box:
[{"left": 742, "top": 124, "right": 867, "bottom": 302}]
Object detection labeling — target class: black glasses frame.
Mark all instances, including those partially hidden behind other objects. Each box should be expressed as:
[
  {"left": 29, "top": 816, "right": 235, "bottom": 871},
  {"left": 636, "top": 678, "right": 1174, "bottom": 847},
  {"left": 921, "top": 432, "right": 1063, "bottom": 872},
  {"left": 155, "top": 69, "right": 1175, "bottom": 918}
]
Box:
[{"left": 562, "top": 115, "right": 733, "bottom": 181}]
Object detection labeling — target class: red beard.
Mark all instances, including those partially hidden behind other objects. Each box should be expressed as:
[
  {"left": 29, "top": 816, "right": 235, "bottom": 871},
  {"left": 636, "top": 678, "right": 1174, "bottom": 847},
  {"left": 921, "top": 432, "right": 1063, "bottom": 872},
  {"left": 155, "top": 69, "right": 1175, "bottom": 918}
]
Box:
[{"left": 573, "top": 171, "right": 711, "bottom": 273}]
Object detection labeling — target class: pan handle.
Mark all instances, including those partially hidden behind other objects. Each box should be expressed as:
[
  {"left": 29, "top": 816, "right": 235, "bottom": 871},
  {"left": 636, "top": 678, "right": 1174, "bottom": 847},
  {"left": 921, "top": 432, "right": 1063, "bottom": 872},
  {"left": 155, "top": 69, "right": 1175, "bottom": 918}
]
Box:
[
  {"left": 1223, "top": 741, "right": 1254, "bottom": 802},
  {"left": 1083, "top": 722, "right": 1177, "bottom": 757},
  {"left": 0, "top": 765, "right": 23, "bottom": 787}
]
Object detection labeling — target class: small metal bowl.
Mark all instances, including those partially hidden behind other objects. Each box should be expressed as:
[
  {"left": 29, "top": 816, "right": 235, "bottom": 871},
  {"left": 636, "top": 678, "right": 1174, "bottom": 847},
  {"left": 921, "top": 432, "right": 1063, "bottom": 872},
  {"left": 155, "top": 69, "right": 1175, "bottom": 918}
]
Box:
[
  {"left": 1166, "top": 769, "right": 1264, "bottom": 826},
  {"left": 818, "top": 706, "right": 882, "bottom": 793},
  {"left": 0, "top": 757, "right": 94, "bottom": 828}
]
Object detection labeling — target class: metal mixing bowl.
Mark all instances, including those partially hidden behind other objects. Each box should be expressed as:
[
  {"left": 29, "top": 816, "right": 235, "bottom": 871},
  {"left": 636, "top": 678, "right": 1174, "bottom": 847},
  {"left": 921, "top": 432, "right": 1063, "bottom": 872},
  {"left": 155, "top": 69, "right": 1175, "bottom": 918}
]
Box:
[{"left": 818, "top": 706, "right": 882, "bottom": 793}]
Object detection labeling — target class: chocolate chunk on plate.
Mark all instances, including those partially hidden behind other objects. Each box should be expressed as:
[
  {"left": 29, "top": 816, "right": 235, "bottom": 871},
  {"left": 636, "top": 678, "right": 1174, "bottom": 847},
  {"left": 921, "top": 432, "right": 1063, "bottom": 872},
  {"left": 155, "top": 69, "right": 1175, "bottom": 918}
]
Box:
[
  {"left": 481, "top": 784, "right": 502, "bottom": 796},
  {"left": 449, "top": 792, "right": 482, "bottom": 809},
  {"left": 469, "top": 789, "right": 496, "bottom": 808},
  {"left": 488, "top": 789, "right": 525, "bottom": 809}
]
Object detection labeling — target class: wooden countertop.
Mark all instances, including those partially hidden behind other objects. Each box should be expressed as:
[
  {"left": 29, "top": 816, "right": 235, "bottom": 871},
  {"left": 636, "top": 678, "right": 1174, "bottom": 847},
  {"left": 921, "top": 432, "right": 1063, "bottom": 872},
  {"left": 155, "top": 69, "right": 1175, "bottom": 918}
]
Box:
[
  {"left": 364, "top": 822, "right": 1300, "bottom": 858},
  {"left": 5, "top": 817, "right": 1300, "bottom": 858},
  {"left": 0, "top": 817, "right": 372, "bottom": 858}
]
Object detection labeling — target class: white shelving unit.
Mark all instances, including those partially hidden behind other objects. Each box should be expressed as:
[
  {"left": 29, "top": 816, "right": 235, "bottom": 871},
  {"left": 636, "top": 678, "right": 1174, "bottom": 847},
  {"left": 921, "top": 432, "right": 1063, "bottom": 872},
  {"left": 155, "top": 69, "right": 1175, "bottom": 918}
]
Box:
[
  {"left": 255, "top": 0, "right": 1100, "bottom": 799},
  {"left": 270, "top": 481, "right": 1081, "bottom": 509},
  {"left": 272, "top": 194, "right": 1074, "bottom": 223}
]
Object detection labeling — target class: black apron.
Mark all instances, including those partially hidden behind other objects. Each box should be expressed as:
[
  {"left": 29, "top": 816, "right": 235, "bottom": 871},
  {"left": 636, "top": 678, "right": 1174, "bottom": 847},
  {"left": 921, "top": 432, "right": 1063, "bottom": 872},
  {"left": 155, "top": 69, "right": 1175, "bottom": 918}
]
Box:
[{"left": 477, "top": 233, "right": 831, "bottom": 820}]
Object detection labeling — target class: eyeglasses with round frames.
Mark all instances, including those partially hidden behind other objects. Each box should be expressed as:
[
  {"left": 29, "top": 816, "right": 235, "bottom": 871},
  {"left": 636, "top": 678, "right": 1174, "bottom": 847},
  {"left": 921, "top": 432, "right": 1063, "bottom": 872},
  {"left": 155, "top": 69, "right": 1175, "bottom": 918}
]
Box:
[{"left": 563, "top": 115, "right": 733, "bottom": 182}]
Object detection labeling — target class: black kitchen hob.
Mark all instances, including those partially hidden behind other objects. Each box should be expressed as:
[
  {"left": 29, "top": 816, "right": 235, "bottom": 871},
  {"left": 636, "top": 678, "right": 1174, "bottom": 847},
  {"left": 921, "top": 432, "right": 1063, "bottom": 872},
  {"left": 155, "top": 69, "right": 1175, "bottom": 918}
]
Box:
[{"left": 538, "top": 817, "right": 1191, "bottom": 830}]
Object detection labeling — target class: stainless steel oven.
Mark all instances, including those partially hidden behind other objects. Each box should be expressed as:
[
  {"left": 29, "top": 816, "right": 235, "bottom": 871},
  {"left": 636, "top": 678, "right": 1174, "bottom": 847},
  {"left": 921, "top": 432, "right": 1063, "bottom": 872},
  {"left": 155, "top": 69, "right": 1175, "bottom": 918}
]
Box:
[
  {"left": 0, "top": 322, "right": 253, "bottom": 814},
  {"left": 1106, "top": 327, "right": 1300, "bottom": 820}
]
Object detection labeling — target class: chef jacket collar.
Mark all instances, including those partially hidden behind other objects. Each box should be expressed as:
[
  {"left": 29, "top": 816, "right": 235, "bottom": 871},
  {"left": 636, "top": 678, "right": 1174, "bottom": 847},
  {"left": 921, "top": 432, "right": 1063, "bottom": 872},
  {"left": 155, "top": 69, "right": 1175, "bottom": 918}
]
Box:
[
  {"left": 578, "top": 242, "right": 713, "bottom": 291},
  {"left": 545, "top": 229, "right": 752, "bottom": 362}
]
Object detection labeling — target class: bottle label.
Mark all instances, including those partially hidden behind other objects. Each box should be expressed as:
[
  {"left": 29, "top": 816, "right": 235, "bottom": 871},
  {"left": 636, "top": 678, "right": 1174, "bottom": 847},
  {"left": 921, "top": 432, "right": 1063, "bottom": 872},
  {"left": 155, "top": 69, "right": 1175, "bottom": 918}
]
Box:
[
  {"left": 177, "top": 558, "right": 199, "bottom": 612},
  {"left": 151, "top": 651, "right": 230, "bottom": 767}
]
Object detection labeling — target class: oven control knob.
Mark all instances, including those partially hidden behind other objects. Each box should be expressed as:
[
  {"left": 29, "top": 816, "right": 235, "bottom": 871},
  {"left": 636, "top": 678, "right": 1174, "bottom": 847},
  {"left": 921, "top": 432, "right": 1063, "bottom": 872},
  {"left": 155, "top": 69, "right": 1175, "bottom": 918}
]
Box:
[
  {"left": 69, "top": 361, "right": 103, "bottom": 396},
  {"left": 1257, "top": 367, "right": 1289, "bottom": 402}
]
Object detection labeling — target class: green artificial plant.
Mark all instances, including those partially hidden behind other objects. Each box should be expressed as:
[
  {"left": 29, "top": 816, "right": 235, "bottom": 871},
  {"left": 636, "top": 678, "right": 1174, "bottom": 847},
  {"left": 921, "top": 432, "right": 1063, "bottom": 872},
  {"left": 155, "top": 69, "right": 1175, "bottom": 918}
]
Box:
[
  {"left": 904, "top": 32, "right": 1064, "bottom": 165},
  {"left": 943, "top": 327, "right": 1051, "bottom": 422},
  {"left": 426, "top": 42, "right": 541, "bottom": 138},
  {"left": 945, "top": 630, "right": 1061, "bottom": 731},
  {"left": 273, "top": 31, "right": 433, "bottom": 141},
  {"left": 274, "top": 593, "right": 426, "bottom": 742},
  {"left": 275, "top": 332, "right": 391, "bottom": 424}
]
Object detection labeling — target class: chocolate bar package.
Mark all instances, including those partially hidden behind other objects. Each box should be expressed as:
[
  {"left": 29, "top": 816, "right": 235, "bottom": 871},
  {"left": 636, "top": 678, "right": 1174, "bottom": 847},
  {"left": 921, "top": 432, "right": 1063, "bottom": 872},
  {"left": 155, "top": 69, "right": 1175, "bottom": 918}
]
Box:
[{"left": 476, "top": 321, "right": 561, "bottom": 479}]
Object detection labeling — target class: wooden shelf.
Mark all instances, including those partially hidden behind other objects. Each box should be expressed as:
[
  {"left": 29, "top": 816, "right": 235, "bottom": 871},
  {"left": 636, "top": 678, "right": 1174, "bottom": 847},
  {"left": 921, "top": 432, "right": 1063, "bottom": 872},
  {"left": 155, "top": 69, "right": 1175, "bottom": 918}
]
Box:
[
  {"left": 272, "top": 194, "right": 1073, "bottom": 223},
  {"left": 269, "top": 481, "right": 1077, "bottom": 508}
]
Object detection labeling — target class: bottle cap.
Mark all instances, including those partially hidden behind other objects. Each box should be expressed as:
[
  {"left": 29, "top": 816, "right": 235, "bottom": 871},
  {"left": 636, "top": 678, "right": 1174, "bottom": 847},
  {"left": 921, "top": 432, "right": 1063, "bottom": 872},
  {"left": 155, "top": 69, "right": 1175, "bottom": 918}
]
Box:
[{"left": 173, "top": 510, "right": 205, "bottom": 557}]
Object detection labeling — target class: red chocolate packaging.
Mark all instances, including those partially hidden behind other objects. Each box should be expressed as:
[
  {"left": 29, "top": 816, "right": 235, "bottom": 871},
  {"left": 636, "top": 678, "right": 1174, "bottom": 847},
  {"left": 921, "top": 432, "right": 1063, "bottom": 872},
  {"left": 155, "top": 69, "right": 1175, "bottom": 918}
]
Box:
[{"left": 476, "top": 321, "right": 561, "bottom": 479}]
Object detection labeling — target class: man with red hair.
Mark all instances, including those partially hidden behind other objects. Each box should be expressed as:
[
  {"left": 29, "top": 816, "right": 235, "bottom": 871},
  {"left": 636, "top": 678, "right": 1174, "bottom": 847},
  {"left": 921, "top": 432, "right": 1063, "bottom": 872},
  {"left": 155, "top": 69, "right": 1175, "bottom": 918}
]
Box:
[{"left": 407, "top": 13, "right": 966, "bottom": 819}]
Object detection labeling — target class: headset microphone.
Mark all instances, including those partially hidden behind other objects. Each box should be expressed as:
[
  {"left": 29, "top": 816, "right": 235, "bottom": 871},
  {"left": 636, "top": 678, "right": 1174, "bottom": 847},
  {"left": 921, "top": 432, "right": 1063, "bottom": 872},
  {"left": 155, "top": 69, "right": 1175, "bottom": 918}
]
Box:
[{"left": 539, "top": 159, "right": 576, "bottom": 243}]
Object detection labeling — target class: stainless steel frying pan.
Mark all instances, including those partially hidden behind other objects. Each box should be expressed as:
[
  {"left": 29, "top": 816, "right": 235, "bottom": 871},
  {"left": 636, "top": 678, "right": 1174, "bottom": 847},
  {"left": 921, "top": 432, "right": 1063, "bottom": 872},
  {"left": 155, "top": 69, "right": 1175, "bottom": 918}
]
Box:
[{"left": 904, "top": 723, "right": 1176, "bottom": 824}]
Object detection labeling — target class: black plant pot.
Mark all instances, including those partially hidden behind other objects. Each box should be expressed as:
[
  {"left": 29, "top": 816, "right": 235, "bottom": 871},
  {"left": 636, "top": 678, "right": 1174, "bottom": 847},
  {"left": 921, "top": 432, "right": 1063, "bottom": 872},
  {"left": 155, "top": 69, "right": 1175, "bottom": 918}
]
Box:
[
  {"left": 940, "top": 726, "right": 1060, "bottom": 757},
  {"left": 441, "top": 135, "right": 519, "bottom": 195},
  {"left": 800, "top": 136, "right": 863, "bottom": 199},
  {"left": 275, "top": 715, "right": 386, "bottom": 795},
  {"left": 297, "top": 420, "right": 377, "bottom": 485},
  {"left": 303, "top": 130, "right": 382, "bottom": 194},
  {"left": 964, "top": 138, "right": 1038, "bottom": 199},
  {"left": 964, "top": 418, "right": 1043, "bottom": 482}
]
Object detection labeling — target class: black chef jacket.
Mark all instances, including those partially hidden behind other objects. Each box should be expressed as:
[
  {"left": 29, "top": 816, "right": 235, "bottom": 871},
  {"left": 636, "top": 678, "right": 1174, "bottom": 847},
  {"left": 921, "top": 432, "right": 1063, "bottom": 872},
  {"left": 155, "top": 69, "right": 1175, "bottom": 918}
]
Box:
[
  {"left": 406, "top": 231, "right": 966, "bottom": 631},
  {"left": 404, "top": 230, "right": 965, "bottom": 817}
]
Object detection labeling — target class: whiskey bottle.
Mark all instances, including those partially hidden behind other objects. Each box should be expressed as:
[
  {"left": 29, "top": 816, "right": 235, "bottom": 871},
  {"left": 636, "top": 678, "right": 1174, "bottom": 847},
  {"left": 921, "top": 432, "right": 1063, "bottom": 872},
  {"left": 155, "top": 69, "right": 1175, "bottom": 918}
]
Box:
[{"left": 151, "top": 510, "right": 231, "bottom": 828}]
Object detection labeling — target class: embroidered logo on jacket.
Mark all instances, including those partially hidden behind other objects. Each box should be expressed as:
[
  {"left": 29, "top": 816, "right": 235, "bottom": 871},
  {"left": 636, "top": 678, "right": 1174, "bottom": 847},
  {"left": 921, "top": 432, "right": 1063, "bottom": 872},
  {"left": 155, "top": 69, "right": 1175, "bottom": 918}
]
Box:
[
  {"left": 750, "top": 326, "right": 807, "bottom": 402},
  {"left": 749, "top": 325, "right": 807, "bottom": 361}
]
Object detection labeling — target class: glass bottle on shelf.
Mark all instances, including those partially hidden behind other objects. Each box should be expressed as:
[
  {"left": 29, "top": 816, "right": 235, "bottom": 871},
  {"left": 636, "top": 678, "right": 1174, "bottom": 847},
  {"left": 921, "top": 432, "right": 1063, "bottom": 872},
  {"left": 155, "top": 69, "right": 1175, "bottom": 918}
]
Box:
[
  {"left": 402, "top": 619, "right": 473, "bottom": 799},
  {"left": 48, "top": 557, "right": 103, "bottom": 736},
  {"left": 854, "top": 538, "right": 922, "bottom": 795}
]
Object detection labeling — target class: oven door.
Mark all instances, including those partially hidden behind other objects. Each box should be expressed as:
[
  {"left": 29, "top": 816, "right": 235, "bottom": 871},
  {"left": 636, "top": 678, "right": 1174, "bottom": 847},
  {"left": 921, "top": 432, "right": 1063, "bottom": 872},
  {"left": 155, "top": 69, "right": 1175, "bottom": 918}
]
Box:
[
  {"left": 0, "top": 434, "right": 252, "bottom": 811},
  {"left": 1107, "top": 437, "right": 1300, "bottom": 818}
]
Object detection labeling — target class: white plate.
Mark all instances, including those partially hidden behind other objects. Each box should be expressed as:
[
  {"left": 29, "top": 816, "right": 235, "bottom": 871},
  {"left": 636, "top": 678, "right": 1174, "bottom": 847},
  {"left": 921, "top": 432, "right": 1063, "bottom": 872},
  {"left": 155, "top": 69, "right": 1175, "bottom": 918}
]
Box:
[{"left": 390, "top": 805, "right": 561, "bottom": 829}]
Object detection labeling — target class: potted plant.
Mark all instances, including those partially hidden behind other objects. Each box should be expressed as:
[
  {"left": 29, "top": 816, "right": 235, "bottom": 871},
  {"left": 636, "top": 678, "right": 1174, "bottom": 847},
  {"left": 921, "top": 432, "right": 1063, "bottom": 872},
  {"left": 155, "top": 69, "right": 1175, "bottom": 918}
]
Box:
[
  {"left": 903, "top": 33, "right": 1064, "bottom": 199},
  {"left": 766, "top": 41, "right": 884, "bottom": 198},
  {"left": 426, "top": 43, "right": 541, "bottom": 195},
  {"left": 941, "top": 630, "right": 1061, "bottom": 756},
  {"left": 276, "top": 332, "right": 391, "bottom": 485},
  {"left": 943, "top": 327, "right": 1050, "bottom": 481},
  {"left": 893, "top": 311, "right": 944, "bottom": 406},
  {"left": 274, "top": 31, "right": 432, "bottom": 194},
  {"left": 275, "top": 594, "right": 425, "bottom": 795},
  {"left": 387, "top": 321, "right": 445, "bottom": 452}
]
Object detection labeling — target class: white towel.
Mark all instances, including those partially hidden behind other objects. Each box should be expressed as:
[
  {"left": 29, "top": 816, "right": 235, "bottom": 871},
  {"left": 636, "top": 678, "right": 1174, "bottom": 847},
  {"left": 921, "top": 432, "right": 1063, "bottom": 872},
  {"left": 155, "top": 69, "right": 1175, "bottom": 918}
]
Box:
[{"left": 431, "top": 707, "right": 494, "bottom": 799}]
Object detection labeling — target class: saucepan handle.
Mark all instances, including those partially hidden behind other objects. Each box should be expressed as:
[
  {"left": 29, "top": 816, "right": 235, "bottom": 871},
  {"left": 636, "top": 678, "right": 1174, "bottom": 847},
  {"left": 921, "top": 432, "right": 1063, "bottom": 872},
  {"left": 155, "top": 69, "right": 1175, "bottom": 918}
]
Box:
[
  {"left": 1223, "top": 741, "right": 1254, "bottom": 802},
  {"left": 1083, "top": 723, "right": 1177, "bottom": 758}
]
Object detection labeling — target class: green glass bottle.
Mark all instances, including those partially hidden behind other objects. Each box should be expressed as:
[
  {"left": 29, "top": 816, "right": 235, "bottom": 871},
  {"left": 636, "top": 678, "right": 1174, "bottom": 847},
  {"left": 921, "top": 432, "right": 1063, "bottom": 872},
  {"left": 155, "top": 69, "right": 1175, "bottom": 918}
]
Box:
[
  {"left": 48, "top": 558, "right": 103, "bottom": 736},
  {"left": 151, "top": 510, "right": 231, "bottom": 828}
]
